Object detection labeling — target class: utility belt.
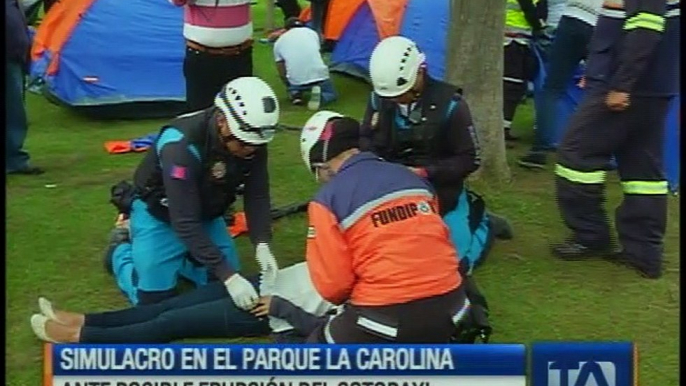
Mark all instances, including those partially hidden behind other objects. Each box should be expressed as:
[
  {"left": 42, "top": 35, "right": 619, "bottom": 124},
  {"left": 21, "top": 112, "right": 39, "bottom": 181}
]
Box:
[
  {"left": 186, "top": 39, "right": 253, "bottom": 56},
  {"left": 108, "top": 180, "right": 174, "bottom": 223},
  {"left": 109, "top": 180, "right": 243, "bottom": 223}
]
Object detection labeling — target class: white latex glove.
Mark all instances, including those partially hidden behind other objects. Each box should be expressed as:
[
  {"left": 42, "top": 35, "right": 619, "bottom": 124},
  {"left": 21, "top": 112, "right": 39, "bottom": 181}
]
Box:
[
  {"left": 224, "top": 274, "right": 259, "bottom": 310},
  {"left": 256, "top": 243, "right": 279, "bottom": 295}
]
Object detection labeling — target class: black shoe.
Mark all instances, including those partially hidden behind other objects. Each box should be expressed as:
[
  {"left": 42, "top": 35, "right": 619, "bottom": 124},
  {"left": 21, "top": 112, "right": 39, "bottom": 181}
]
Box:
[
  {"left": 505, "top": 130, "right": 519, "bottom": 142},
  {"left": 604, "top": 251, "right": 662, "bottom": 279},
  {"left": 551, "top": 239, "right": 616, "bottom": 261},
  {"left": 488, "top": 213, "right": 513, "bottom": 240},
  {"left": 8, "top": 166, "right": 45, "bottom": 175},
  {"left": 103, "top": 228, "right": 130, "bottom": 276},
  {"left": 291, "top": 97, "right": 303, "bottom": 106},
  {"left": 517, "top": 152, "right": 547, "bottom": 170}
]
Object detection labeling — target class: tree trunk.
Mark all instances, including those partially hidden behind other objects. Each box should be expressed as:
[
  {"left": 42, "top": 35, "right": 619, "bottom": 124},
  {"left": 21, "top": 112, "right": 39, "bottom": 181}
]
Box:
[{"left": 445, "top": 0, "right": 511, "bottom": 185}]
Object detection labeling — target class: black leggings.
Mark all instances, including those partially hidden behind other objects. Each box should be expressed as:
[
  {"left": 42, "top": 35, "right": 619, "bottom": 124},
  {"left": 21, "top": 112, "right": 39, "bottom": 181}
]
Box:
[{"left": 80, "top": 280, "right": 269, "bottom": 343}]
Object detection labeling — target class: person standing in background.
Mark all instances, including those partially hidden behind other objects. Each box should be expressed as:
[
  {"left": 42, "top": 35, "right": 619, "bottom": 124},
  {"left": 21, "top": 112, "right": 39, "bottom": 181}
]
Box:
[
  {"left": 170, "top": 0, "right": 255, "bottom": 112},
  {"left": 42, "top": 0, "right": 57, "bottom": 13},
  {"left": 544, "top": 0, "right": 568, "bottom": 37},
  {"left": 307, "top": 0, "right": 330, "bottom": 40},
  {"left": 276, "top": 0, "right": 301, "bottom": 24},
  {"left": 502, "top": 0, "right": 548, "bottom": 143},
  {"left": 518, "top": 0, "right": 603, "bottom": 169},
  {"left": 7, "top": 0, "right": 44, "bottom": 176}
]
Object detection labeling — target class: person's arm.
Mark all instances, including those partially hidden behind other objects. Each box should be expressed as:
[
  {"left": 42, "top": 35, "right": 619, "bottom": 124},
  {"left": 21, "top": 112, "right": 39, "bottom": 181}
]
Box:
[
  {"left": 158, "top": 137, "right": 234, "bottom": 282},
  {"left": 269, "top": 296, "right": 328, "bottom": 337},
  {"left": 419, "top": 99, "right": 481, "bottom": 186},
  {"left": 517, "top": 0, "right": 546, "bottom": 31},
  {"left": 275, "top": 61, "right": 289, "bottom": 86},
  {"left": 243, "top": 147, "right": 272, "bottom": 246},
  {"left": 608, "top": 0, "right": 667, "bottom": 93},
  {"left": 273, "top": 42, "right": 289, "bottom": 86},
  {"left": 359, "top": 93, "right": 378, "bottom": 151},
  {"left": 305, "top": 201, "right": 355, "bottom": 305}
]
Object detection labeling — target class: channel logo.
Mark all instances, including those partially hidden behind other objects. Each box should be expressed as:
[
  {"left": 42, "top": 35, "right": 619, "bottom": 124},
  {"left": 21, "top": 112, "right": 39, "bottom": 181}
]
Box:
[
  {"left": 547, "top": 360, "right": 616, "bottom": 386},
  {"left": 531, "top": 342, "right": 635, "bottom": 386}
]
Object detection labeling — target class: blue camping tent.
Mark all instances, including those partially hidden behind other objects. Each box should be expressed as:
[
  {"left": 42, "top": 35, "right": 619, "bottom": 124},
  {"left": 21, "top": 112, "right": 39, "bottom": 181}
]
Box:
[
  {"left": 30, "top": 0, "right": 187, "bottom": 119},
  {"left": 330, "top": 0, "right": 449, "bottom": 80}
]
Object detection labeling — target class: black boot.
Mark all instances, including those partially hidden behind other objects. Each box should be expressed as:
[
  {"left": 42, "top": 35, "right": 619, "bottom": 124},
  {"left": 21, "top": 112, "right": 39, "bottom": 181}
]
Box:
[
  {"left": 517, "top": 151, "right": 547, "bottom": 170},
  {"left": 551, "top": 239, "right": 617, "bottom": 261},
  {"left": 604, "top": 251, "right": 662, "bottom": 279},
  {"left": 488, "top": 213, "right": 513, "bottom": 240},
  {"left": 103, "top": 228, "right": 130, "bottom": 276}
]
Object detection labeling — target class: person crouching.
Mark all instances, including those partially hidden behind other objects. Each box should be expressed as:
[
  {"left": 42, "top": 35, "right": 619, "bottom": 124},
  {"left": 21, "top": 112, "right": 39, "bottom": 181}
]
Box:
[
  {"left": 273, "top": 17, "right": 337, "bottom": 110},
  {"left": 299, "top": 111, "right": 470, "bottom": 343}
]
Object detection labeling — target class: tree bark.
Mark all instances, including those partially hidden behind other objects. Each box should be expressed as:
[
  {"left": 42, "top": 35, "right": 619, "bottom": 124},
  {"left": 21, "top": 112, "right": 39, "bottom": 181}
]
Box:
[{"left": 445, "top": 0, "right": 511, "bottom": 185}]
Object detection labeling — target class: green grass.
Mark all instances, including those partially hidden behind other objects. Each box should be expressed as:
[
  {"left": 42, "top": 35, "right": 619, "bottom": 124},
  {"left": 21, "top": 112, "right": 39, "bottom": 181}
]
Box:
[{"left": 7, "top": 3, "right": 679, "bottom": 385}]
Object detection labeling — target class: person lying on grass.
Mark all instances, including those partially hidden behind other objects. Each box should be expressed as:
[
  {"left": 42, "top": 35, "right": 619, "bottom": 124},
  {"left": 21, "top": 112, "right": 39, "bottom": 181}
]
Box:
[{"left": 30, "top": 262, "right": 337, "bottom": 344}]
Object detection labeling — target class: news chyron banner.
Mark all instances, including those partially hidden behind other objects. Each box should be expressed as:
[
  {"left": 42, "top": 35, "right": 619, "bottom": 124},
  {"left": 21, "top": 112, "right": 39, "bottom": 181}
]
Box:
[
  {"left": 531, "top": 342, "right": 637, "bottom": 386},
  {"left": 44, "top": 344, "right": 526, "bottom": 386}
]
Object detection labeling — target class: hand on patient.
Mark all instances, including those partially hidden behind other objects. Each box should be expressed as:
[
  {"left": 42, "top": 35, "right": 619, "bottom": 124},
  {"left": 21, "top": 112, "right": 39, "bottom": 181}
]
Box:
[
  {"left": 251, "top": 296, "right": 273, "bottom": 318},
  {"left": 224, "top": 274, "right": 259, "bottom": 310}
]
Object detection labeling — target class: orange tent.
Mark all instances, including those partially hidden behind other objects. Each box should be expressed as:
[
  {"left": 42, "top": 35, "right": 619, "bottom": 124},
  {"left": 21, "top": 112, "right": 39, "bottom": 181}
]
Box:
[
  {"left": 31, "top": 0, "right": 95, "bottom": 76},
  {"left": 300, "top": 0, "right": 409, "bottom": 42}
]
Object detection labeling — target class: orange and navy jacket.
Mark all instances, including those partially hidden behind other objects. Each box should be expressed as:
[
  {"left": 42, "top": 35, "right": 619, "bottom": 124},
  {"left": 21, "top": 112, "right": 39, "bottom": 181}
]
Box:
[{"left": 306, "top": 152, "right": 462, "bottom": 307}]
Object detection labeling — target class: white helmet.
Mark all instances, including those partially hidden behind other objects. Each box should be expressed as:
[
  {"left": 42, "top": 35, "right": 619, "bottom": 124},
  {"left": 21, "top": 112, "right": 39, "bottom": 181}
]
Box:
[
  {"left": 300, "top": 110, "right": 343, "bottom": 173},
  {"left": 369, "top": 36, "right": 426, "bottom": 98},
  {"left": 214, "top": 77, "right": 280, "bottom": 145}
]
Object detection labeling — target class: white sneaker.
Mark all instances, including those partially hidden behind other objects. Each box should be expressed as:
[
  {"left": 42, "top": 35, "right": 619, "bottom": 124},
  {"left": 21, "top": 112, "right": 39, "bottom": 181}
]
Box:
[
  {"left": 30, "top": 314, "right": 60, "bottom": 343},
  {"left": 39, "top": 297, "right": 60, "bottom": 323},
  {"left": 308, "top": 85, "right": 322, "bottom": 111}
]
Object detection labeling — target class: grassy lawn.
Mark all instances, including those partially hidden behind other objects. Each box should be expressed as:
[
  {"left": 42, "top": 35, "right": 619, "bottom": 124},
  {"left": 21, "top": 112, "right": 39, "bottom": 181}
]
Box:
[{"left": 7, "top": 3, "right": 679, "bottom": 385}]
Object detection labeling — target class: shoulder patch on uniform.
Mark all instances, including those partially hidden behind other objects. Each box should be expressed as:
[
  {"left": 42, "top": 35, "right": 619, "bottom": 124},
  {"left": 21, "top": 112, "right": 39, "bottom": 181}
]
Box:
[
  {"left": 170, "top": 165, "right": 187, "bottom": 180},
  {"left": 307, "top": 226, "right": 316, "bottom": 239}
]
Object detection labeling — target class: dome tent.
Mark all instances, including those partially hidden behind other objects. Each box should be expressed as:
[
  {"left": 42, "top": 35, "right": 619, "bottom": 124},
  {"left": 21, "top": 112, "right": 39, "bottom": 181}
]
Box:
[{"left": 30, "top": 0, "right": 187, "bottom": 119}]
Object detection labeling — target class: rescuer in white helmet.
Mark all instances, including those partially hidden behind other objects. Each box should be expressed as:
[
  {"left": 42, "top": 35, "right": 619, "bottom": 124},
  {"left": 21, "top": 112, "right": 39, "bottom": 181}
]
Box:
[
  {"left": 361, "top": 36, "right": 513, "bottom": 275},
  {"left": 298, "top": 111, "right": 470, "bottom": 343},
  {"left": 105, "top": 77, "right": 281, "bottom": 310}
]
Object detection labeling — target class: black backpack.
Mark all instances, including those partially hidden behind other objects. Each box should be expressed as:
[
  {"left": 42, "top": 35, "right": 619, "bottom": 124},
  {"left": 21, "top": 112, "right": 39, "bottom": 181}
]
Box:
[{"left": 452, "top": 276, "right": 492, "bottom": 344}]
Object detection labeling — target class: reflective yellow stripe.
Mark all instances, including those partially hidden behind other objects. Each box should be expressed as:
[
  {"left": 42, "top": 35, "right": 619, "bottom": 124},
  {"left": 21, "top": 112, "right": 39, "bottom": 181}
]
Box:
[
  {"left": 621, "top": 180, "right": 668, "bottom": 195},
  {"left": 624, "top": 12, "right": 666, "bottom": 32},
  {"left": 555, "top": 164, "right": 607, "bottom": 184}
]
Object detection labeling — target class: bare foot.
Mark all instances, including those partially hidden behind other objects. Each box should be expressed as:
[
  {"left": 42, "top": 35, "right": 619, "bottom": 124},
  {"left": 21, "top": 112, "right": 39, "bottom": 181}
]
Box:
[
  {"left": 45, "top": 319, "right": 81, "bottom": 343},
  {"left": 54, "top": 308, "right": 85, "bottom": 328}
]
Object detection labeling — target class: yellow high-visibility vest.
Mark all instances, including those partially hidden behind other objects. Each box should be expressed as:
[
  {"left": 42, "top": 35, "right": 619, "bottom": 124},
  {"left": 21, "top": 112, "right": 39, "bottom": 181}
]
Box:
[{"left": 505, "top": 0, "right": 540, "bottom": 35}]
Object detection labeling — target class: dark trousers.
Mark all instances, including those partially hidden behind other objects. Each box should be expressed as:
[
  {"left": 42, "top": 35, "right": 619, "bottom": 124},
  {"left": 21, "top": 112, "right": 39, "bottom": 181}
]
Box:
[
  {"left": 44, "top": 0, "right": 58, "bottom": 12},
  {"left": 183, "top": 46, "right": 253, "bottom": 112},
  {"left": 80, "top": 280, "right": 269, "bottom": 343},
  {"left": 308, "top": 286, "right": 466, "bottom": 344},
  {"left": 276, "top": 0, "right": 302, "bottom": 23},
  {"left": 503, "top": 41, "right": 536, "bottom": 131},
  {"left": 555, "top": 91, "right": 671, "bottom": 263},
  {"left": 532, "top": 16, "right": 594, "bottom": 151},
  {"left": 309, "top": 0, "right": 330, "bottom": 38},
  {"left": 6, "top": 61, "right": 31, "bottom": 173}
]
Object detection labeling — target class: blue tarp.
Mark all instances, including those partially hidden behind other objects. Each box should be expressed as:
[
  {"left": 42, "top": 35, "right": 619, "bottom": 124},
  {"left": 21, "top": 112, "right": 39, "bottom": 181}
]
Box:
[{"left": 31, "top": 0, "right": 185, "bottom": 107}]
